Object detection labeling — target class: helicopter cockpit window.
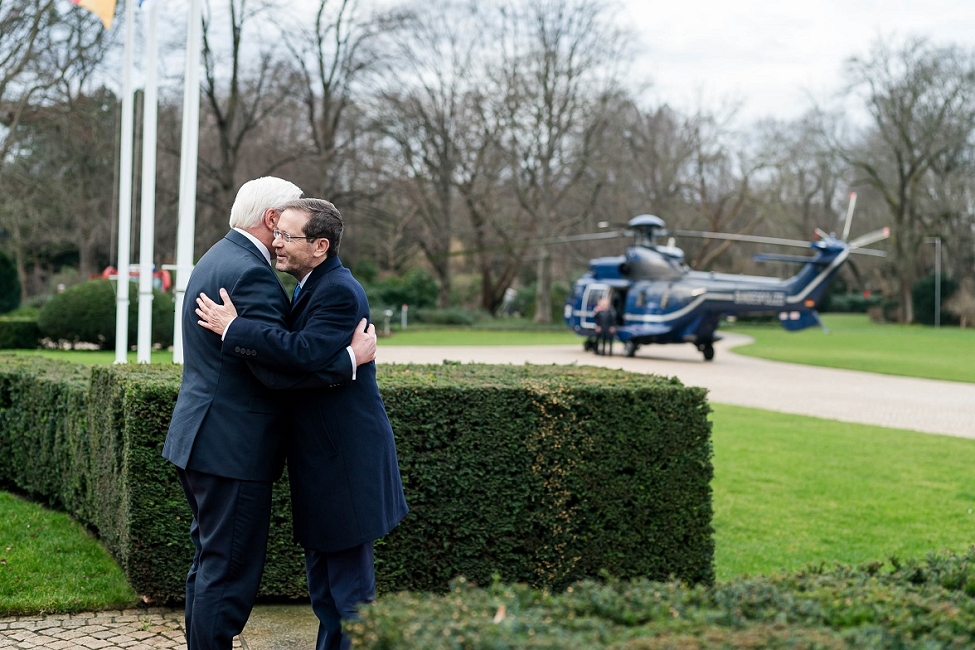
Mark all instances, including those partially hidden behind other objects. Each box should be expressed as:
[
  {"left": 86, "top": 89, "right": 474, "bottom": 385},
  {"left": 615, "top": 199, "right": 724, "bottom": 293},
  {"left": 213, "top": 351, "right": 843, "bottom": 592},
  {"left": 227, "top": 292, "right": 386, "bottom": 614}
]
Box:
[{"left": 585, "top": 288, "right": 607, "bottom": 313}]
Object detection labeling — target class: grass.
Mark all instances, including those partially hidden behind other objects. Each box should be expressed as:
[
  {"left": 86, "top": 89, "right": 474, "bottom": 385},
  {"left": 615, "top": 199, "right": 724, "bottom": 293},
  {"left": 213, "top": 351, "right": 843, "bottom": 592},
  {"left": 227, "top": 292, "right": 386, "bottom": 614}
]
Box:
[
  {"left": 728, "top": 313, "right": 975, "bottom": 383},
  {"left": 711, "top": 402, "right": 975, "bottom": 580},
  {"left": 0, "top": 492, "right": 137, "bottom": 615},
  {"left": 18, "top": 349, "right": 178, "bottom": 365}
]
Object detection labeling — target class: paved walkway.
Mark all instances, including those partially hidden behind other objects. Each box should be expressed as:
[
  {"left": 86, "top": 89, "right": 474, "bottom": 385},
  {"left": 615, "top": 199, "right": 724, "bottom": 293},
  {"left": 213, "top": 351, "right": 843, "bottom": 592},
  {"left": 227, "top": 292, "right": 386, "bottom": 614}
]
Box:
[
  {"left": 4, "top": 336, "right": 974, "bottom": 648},
  {"left": 0, "top": 605, "right": 314, "bottom": 649}
]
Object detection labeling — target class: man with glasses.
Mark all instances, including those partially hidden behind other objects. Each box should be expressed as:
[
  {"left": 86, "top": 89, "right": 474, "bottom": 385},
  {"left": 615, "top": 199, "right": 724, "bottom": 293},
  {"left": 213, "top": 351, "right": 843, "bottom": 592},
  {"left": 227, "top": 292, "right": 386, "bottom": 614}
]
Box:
[
  {"left": 195, "top": 197, "right": 408, "bottom": 650},
  {"left": 163, "top": 179, "right": 378, "bottom": 650}
]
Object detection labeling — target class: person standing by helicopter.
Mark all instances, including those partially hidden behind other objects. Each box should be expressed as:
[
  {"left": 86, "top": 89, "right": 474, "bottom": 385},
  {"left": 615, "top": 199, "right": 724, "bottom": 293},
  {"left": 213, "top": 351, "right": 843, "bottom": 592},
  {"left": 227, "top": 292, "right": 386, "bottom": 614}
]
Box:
[{"left": 593, "top": 297, "right": 617, "bottom": 356}]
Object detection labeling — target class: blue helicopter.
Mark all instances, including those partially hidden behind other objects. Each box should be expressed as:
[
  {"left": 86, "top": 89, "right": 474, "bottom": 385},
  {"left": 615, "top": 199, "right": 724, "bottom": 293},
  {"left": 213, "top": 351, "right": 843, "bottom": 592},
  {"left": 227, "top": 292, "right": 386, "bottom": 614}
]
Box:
[{"left": 564, "top": 198, "right": 889, "bottom": 360}]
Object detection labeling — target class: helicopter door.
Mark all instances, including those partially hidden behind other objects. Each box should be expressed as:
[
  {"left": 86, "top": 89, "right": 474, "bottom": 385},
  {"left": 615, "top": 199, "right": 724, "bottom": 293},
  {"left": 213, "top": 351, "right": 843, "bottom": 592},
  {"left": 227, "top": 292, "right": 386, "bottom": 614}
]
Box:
[{"left": 580, "top": 284, "right": 610, "bottom": 329}]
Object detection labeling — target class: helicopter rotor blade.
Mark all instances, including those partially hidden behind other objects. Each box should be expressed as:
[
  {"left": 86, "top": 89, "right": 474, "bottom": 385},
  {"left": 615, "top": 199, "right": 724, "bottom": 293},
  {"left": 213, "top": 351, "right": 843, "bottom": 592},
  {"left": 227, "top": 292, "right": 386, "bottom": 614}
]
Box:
[
  {"left": 672, "top": 230, "right": 812, "bottom": 249},
  {"left": 841, "top": 192, "right": 857, "bottom": 241},
  {"left": 848, "top": 227, "right": 891, "bottom": 250},
  {"left": 847, "top": 247, "right": 887, "bottom": 257}
]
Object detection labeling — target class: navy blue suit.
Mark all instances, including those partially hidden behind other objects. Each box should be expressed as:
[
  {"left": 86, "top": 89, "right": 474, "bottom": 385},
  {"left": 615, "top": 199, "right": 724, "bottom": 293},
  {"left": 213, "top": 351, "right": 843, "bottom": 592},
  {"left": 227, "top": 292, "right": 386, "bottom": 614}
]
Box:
[
  {"left": 163, "top": 231, "right": 354, "bottom": 650},
  {"left": 222, "top": 255, "right": 408, "bottom": 650}
]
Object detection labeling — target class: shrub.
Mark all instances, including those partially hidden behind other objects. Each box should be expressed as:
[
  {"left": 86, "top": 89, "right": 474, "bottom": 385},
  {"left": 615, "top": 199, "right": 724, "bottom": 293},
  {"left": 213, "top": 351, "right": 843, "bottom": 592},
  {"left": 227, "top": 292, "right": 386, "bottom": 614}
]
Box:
[
  {"left": 0, "top": 358, "right": 713, "bottom": 603},
  {"left": 364, "top": 269, "right": 439, "bottom": 311},
  {"left": 349, "top": 550, "right": 975, "bottom": 649},
  {"left": 516, "top": 281, "right": 570, "bottom": 321},
  {"left": 0, "top": 250, "right": 20, "bottom": 315},
  {"left": 0, "top": 317, "right": 40, "bottom": 349},
  {"left": 411, "top": 307, "right": 487, "bottom": 326},
  {"left": 913, "top": 273, "right": 959, "bottom": 326},
  {"left": 820, "top": 292, "right": 883, "bottom": 314},
  {"left": 37, "top": 280, "right": 174, "bottom": 349}
]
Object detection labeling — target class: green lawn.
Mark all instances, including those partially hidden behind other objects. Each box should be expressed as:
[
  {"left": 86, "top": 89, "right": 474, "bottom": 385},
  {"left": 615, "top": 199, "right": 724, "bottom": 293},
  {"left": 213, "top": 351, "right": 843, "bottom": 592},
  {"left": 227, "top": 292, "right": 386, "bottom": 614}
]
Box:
[
  {"left": 729, "top": 313, "right": 975, "bottom": 383},
  {"left": 22, "top": 349, "right": 178, "bottom": 365},
  {"left": 711, "top": 403, "right": 975, "bottom": 581},
  {"left": 0, "top": 492, "right": 137, "bottom": 615}
]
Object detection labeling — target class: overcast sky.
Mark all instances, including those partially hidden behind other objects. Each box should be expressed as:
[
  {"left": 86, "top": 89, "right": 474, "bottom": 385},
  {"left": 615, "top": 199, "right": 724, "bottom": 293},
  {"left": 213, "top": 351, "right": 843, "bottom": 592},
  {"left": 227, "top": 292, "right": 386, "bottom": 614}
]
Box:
[{"left": 620, "top": 0, "right": 975, "bottom": 124}]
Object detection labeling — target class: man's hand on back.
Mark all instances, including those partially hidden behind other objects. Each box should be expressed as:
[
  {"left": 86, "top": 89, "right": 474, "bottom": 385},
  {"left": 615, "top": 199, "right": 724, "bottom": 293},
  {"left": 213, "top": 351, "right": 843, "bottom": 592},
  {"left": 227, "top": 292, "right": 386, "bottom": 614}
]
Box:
[{"left": 350, "top": 318, "right": 377, "bottom": 366}]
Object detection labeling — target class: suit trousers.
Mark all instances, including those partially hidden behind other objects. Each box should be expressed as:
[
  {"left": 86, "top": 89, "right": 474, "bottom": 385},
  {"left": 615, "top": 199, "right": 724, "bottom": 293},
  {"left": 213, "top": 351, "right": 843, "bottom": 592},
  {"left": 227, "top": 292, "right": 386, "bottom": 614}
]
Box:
[
  {"left": 305, "top": 542, "right": 376, "bottom": 650},
  {"left": 177, "top": 467, "right": 273, "bottom": 650}
]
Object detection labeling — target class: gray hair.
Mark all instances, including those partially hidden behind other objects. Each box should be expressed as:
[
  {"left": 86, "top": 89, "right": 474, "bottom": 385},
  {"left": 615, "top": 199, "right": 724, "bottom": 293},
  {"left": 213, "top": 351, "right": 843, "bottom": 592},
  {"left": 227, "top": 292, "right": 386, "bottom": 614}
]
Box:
[{"left": 229, "top": 177, "right": 302, "bottom": 228}]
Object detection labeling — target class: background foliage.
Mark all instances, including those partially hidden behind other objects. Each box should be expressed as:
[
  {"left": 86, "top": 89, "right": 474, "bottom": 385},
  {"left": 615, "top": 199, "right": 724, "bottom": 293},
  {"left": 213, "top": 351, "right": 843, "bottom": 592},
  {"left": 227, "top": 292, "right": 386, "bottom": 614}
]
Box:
[
  {"left": 1, "top": 1, "right": 969, "bottom": 326},
  {"left": 36, "top": 280, "right": 175, "bottom": 349}
]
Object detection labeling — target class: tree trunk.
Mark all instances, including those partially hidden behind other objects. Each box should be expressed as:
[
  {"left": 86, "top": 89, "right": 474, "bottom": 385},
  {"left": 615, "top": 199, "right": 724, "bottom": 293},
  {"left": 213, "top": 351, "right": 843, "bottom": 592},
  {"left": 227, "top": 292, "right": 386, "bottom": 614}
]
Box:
[{"left": 534, "top": 249, "right": 551, "bottom": 323}]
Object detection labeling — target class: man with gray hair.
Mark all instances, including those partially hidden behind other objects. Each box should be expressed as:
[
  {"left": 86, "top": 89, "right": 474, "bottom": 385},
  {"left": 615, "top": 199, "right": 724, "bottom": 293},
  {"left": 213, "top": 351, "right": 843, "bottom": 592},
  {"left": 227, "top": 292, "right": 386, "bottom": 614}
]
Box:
[{"left": 164, "top": 177, "right": 377, "bottom": 650}]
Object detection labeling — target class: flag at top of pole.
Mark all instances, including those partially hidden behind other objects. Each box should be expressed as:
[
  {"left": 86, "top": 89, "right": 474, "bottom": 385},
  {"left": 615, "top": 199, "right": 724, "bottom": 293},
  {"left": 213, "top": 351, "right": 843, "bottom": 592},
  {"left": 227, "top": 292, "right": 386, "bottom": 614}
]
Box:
[{"left": 66, "top": 0, "right": 117, "bottom": 29}]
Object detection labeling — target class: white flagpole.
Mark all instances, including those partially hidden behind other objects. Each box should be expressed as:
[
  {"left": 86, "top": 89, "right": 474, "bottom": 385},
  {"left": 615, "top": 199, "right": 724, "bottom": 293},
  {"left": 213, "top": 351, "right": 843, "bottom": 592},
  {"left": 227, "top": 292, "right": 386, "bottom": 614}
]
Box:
[
  {"left": 173, "top": 0, "right": 202, "bottom": 364},
  {"left": 137, "top": 0, "right": 159, "bottom": 363},
  {"left": 114, "top": 0, "right": 137, "bottom": 364}
]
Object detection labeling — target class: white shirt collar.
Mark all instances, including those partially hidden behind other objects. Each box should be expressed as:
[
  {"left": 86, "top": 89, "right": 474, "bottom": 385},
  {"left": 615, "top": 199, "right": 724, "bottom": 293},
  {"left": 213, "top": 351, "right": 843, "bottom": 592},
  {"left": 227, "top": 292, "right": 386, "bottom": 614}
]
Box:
[
  {"left": 233, "top": 228, "right": 271, "bottom": 265},
  {"left": 297, "top": 271, "right": 312, "bottom": 288}
]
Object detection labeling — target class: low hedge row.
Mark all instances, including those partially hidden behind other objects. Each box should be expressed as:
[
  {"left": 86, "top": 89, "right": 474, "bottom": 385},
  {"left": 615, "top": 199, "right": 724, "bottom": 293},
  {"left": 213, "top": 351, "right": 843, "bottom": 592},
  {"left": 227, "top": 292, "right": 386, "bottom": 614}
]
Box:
[
  {"left": 0, "top": 317, "right": 40, "bottom": 349},
  {"left": 0, "top": 355, "right": 713, "bottom": 603},
  {"left": 348, "top": 549, "right": 975, "bottom": 649}
]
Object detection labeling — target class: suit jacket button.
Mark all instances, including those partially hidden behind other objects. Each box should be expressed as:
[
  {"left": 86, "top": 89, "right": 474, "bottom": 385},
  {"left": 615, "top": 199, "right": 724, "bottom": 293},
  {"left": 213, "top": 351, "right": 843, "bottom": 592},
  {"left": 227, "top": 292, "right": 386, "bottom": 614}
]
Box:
[{"left": 234, "top": 346, "right": 240, "bottom": 353}]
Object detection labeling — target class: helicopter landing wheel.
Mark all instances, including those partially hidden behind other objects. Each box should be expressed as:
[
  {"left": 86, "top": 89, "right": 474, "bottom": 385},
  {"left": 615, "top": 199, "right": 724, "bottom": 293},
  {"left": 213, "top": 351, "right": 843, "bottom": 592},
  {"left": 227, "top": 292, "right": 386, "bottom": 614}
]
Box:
[
  {"left": 624, "top": 341, "right": 638, "bottom": 357},
  {"left": 584, "top": 338, "right": 596, "bottom": 352},
  {"left": 701, "top": 343, "right": 714, "bottom": 361}
]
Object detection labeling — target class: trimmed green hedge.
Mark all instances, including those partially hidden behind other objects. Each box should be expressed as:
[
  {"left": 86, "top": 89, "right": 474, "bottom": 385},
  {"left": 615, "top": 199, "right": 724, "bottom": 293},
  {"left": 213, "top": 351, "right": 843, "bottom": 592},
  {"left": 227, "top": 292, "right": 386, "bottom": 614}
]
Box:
[
  {"left": 0, "top": 356, "right": 712, "bottom": 603},
  {"left": 0, "top": 317, "right": 40, "bottom": 349},
  {"left": 348, "top": 550, "right": 975, "bottom": 649}
]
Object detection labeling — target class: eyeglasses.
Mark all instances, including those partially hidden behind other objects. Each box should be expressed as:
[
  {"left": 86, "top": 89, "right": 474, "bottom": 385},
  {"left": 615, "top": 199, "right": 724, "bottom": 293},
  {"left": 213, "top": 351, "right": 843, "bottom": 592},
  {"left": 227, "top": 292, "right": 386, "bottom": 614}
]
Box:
[{"left": 273, "top": 228, "right": 316, "bottom": 243}]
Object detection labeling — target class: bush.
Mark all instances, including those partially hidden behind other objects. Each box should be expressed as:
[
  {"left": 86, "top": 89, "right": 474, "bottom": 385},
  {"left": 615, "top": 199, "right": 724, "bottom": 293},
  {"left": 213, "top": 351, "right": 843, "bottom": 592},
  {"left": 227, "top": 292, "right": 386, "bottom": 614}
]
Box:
[
  {"left": 913, "top": 273, "right": 959, "bottom": 326},
  {"left": 37, "top": 280, "right": 174, "bottom": 349},
  {"left": 0, "top": 358, "right": 713, "bottom": 603},
  {"left": 516, "top": 281, "right": 570, "bottom": 321},
  {"left": 0, "top": 317, "right": 40, "bottom": 349},
  {"left": 364, "top": 269, "right": 440, "bottom": 311},
  {"left": 349, "top": 550, "right": 975, "bottom": 649},
  {"left": 0, "top": 250, "right": 20, "bottom": 315},
  {"left": 820, "top": 292, "right": 883, "bottom": 314},
  {"left": 411, "top": 307, "right": 487, "bottom": 326}
]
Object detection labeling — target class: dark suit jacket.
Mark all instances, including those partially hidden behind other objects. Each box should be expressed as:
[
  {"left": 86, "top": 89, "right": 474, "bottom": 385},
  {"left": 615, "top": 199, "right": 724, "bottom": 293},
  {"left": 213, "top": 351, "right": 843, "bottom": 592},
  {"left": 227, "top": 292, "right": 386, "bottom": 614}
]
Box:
[
  {"left": 163, "top": 231, "right": 354, "bottom": 482},
  {"left": 222, "top": 255, "right": 408, "bottom": 552}
]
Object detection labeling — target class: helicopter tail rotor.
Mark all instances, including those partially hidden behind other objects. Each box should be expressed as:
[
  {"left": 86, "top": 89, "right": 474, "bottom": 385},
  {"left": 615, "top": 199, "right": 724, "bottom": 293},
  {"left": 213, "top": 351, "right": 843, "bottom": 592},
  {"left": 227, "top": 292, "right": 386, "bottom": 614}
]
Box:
[
  {"left": 847, "top": 227, "right": 891, "bottom": 256},
  {"left": 841, "top": 192, "right": 858, "bottom": 241}
]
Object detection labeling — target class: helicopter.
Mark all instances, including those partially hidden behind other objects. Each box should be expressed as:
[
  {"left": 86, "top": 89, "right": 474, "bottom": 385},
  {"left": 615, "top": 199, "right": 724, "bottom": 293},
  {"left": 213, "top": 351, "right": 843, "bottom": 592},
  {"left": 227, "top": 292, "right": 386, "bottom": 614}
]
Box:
[{"left": 564, "top": 195, "right": 890, "bottom": 361}]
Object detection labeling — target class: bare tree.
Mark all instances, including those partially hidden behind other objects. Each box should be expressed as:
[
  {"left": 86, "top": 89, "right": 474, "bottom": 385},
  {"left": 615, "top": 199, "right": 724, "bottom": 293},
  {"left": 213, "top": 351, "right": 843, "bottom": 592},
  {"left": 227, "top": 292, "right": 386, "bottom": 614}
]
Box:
[
  {"left": 0, "top": 3, "right": 113, "bottom": 296},
  {"left": 197, "top": 0, "right": 297, "bottom": 245},
  {"left": 839, "top": 37, "right": 975, "bottom": 323},
  {"left": 681, "top": 110, "right": 767, "bottom": 271},
  {"left": 497, "top": 0, "right": 627, "bottom": 322},
  {"left": 376, "top": 0, "right": 487, "bottom": 308},
  {"left": 284, "top": 0, "right": 401, "bottom": 202},
  {"left": 0, "top": 0, "right": 58, "bottom": 170}
]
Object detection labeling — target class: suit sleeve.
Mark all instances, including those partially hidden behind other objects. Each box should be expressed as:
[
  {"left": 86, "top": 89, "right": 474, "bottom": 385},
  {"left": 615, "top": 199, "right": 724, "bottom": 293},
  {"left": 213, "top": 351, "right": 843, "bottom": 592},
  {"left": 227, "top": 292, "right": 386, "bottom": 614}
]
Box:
[
  {"left": 228, "top": 266, "right": 290, "bottom": 332},
  {"left": 223, "top": 280, "right": 362, "bottom": 374},
  {"left": 244, "top": 348, "right": 354, "bottom": 390}
]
